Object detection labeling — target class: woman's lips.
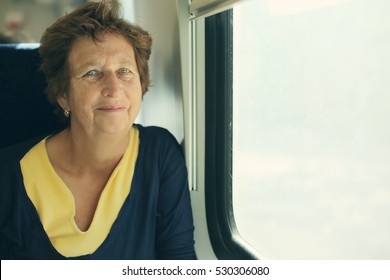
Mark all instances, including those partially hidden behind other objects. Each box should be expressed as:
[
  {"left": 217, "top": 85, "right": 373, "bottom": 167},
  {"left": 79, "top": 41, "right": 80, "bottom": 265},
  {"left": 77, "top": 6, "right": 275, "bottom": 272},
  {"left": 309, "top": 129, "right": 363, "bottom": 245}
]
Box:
[{"left": 97, "top": 105, "right": 126, "bottom": 112}]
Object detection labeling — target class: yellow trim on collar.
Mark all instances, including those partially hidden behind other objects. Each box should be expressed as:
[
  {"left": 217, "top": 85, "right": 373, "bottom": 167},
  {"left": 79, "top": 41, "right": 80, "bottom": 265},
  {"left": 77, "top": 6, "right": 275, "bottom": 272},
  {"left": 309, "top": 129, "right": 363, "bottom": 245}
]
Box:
[{"left": 20, "top": 126, "right": 139, "bottom": 257}]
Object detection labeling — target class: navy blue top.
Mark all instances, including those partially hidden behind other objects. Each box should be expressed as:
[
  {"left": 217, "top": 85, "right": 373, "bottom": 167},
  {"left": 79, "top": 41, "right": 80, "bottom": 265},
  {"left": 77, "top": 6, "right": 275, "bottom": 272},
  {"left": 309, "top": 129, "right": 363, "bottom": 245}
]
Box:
[{"left": 0, "top": 125, "right": 196, "bottom": 259}]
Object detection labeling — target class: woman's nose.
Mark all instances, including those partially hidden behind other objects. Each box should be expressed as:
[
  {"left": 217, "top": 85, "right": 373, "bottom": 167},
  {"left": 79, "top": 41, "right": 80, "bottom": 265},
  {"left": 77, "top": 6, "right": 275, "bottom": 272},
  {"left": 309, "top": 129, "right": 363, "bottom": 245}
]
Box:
[{"left": 101, "top": 72, "right": 120, "bottom": 97}]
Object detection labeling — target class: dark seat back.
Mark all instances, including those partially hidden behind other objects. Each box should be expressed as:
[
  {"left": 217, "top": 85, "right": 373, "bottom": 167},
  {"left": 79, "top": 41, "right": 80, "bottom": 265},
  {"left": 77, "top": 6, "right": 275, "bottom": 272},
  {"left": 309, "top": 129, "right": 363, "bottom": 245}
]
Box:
[{"left": 0, "top": 44, "right": 65, "bottom": 149}]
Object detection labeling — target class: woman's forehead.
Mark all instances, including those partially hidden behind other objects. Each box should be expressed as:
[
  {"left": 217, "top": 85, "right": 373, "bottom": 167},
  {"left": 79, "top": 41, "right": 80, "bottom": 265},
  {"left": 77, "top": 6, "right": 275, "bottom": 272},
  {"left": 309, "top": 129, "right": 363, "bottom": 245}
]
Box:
[{"left": 68, "top": 33, "right": 136, "bottom": 69}]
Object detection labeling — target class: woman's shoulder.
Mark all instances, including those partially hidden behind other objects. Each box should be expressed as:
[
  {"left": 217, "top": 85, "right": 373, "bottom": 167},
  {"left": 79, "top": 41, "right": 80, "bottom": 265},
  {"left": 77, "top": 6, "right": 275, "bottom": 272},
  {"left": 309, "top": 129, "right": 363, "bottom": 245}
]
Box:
[
  {"left": 136, "top": 124, "right": 173, "bottom": 137},
  {"left": 135, "top": 124, "right": 179, "bottom": 144},
  {"left": 135, "top": 124, "right": 184, "bottom": 160}
]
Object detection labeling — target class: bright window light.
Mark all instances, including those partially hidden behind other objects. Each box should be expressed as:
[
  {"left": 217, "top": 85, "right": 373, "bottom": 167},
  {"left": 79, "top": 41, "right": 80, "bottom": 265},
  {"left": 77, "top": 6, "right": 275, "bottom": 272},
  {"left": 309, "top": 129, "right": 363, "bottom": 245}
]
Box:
[{"left": 232, "top": 0, "right": 390, "bottom": 259}]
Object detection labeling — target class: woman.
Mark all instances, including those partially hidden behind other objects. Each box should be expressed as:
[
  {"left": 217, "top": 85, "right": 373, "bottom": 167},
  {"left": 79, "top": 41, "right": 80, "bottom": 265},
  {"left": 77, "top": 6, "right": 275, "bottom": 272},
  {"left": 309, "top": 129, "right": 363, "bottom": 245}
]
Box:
[{"left": 0, "top": 0, "right": 195, "bottom": 259}]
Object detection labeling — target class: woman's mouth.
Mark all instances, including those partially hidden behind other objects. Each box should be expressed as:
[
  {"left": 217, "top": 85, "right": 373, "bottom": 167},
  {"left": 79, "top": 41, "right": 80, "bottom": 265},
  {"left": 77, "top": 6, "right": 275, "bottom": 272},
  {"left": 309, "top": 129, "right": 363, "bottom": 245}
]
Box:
[{"left": 96, "top": 105, "right": 126, "bottom": 112}]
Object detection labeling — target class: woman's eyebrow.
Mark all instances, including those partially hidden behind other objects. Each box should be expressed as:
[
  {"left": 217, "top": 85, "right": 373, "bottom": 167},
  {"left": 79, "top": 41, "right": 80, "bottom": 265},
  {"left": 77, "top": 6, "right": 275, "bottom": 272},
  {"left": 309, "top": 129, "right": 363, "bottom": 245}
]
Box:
[
  {"left": 73, "top": 61, "right": 100, "bottom": 72},
  {"left": 116, "top": 57, "right": 137, "bottom": 67}
]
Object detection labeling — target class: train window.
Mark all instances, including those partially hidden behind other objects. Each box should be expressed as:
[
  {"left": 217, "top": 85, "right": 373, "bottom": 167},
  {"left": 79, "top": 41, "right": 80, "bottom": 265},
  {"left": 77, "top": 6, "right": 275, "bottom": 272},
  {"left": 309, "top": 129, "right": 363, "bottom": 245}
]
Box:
[
  {"left": 204, "top": 7, "right": 262, "bottom": 259},
  {"left": 231, "top": 0, "right": 390, "bottom": 259}
]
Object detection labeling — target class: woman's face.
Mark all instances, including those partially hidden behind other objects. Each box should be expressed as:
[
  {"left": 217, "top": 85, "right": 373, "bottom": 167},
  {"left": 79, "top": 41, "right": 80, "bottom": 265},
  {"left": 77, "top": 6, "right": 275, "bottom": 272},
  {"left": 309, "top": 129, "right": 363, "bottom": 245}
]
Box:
[{"left": 59, "top": 33, "right": 142, "bottom": 136}]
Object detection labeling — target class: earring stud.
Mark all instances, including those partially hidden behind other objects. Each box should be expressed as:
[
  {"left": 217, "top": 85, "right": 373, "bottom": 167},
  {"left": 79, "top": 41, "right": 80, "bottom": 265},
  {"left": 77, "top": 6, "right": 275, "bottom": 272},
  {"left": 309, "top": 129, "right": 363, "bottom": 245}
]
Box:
[{"left": 64, "top": 108, "right": 70, "bottom": 118}]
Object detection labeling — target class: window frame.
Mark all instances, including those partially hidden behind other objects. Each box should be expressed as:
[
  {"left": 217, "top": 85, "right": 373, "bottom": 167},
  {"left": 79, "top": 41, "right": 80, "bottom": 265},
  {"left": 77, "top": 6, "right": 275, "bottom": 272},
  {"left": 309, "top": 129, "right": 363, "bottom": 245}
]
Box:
[{"left": 204, "top": 9, "right": 259, "bottom": 260}]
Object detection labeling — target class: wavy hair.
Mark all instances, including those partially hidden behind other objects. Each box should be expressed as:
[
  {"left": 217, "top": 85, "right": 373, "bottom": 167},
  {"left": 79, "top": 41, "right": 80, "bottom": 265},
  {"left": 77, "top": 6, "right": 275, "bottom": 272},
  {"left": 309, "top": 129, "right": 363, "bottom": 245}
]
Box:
[{"left": 39, "top": 0, "right": 152, "bottom": 120}]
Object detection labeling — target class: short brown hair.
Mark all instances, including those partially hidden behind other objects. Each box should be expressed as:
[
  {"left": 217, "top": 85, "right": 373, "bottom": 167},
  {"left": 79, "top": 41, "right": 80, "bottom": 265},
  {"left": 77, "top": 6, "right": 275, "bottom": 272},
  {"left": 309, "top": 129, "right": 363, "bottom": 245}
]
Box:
[{"left": 39, "top": 0, "right": 152, "bottom": 120}]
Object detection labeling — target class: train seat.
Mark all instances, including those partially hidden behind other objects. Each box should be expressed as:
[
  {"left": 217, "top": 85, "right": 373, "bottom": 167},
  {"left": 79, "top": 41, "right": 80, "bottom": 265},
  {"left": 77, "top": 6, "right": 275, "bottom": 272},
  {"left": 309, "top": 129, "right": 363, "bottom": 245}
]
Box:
[{"left": 0, "top": 44, "right": 65, "bottom": 149}]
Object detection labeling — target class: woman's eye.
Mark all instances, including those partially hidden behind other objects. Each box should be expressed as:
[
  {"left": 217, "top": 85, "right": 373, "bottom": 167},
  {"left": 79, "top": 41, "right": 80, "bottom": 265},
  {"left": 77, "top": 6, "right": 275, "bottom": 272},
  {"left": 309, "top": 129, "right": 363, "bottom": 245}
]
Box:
[
  {"left": 118, "top": 68, "right": 134, "bottom": 81},
  {"left": 118, "top": 68, "right": 131, "bottom": 74},
  {"left": 83, "top": 70, "right": 98, "bottom": 77}
]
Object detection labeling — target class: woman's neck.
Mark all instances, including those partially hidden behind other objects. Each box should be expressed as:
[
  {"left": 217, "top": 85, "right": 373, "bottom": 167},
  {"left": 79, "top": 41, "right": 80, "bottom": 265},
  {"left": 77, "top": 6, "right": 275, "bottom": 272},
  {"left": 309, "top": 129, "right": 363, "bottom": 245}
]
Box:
[{"left": 48, "top": 126, "right": 130, "bottom": 176}]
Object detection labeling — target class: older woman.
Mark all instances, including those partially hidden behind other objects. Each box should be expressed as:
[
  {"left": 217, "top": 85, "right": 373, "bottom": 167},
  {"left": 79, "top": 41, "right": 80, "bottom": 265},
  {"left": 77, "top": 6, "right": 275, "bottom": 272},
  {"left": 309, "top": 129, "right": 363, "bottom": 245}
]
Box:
[{"left": 0, "top": 0, "right": 195, "bottom": 259}]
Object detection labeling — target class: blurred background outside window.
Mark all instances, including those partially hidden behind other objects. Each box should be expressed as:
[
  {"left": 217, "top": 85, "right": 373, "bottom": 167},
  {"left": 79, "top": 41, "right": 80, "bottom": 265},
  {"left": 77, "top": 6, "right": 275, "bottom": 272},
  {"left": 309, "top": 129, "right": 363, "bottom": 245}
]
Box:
[{"left": 0, "top": 0, "right": 85, "bottom": 43}]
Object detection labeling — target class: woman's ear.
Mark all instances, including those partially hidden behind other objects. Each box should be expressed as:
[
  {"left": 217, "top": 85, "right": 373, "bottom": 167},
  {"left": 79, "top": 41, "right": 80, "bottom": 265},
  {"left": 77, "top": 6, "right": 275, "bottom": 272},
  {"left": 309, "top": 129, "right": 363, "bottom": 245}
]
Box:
[
  {"left": 57, "top": 94, "right": 69, "bottom": 110},
  {"left": 57, "top": 95, "right": 71, "bottom": 118}
]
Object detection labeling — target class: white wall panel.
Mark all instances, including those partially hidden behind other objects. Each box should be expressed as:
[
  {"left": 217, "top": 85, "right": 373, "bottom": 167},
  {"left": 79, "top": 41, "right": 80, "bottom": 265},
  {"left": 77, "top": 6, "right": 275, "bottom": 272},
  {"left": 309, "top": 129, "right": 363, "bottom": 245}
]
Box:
[{"left": 121, "top": 0, "right": 184, "bottom": 142}]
